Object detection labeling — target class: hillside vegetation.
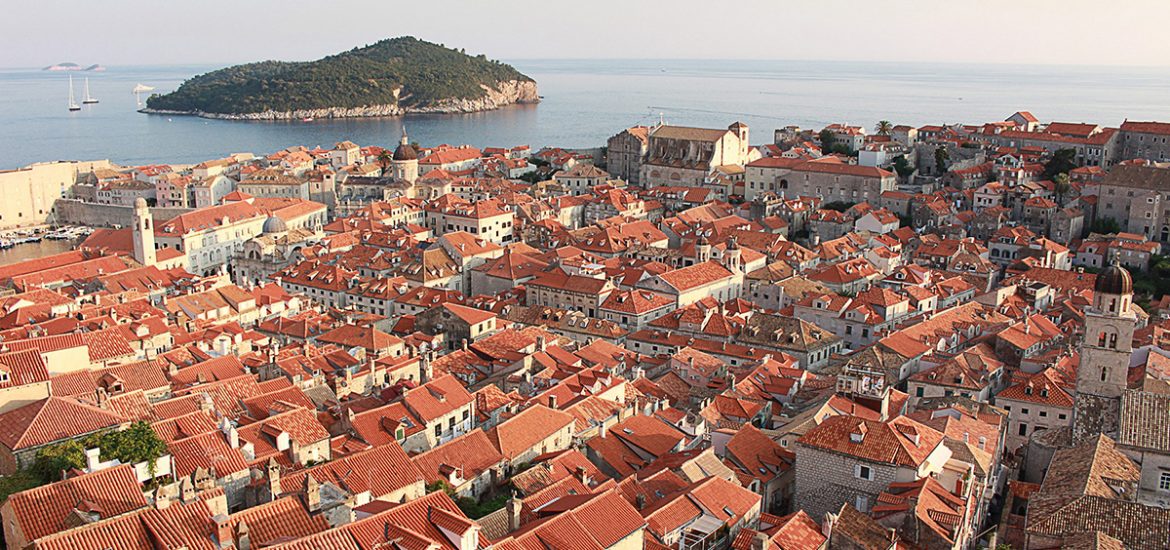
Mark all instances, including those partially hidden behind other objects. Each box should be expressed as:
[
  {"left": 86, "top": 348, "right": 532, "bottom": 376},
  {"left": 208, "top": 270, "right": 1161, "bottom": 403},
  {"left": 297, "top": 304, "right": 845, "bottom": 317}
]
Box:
[{"left": 146, "top": 37, "right": 533, "bottom": 114}]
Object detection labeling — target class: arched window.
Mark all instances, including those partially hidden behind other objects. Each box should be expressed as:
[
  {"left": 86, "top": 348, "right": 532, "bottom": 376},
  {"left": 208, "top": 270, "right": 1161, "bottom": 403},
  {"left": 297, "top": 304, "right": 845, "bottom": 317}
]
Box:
[
  {"left": 1101, "top": 367, "right": 1108, "bottom": 382},
  {"left": 1098, "top": 332, "right": 1107, "bottom": 347},
  {"left": 1109, "top": 333, "right": 1118, "bottom": 349}
]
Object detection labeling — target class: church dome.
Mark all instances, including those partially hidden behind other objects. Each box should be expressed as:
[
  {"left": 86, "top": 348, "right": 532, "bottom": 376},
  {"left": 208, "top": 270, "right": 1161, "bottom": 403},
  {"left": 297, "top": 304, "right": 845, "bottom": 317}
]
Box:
[
  {"left": 262, "top": 215, "right": 289, "bottom": 234},
  {"left": 1095, "top": 262, "right": 1132, "bottom": 295},
  {"left": 392, "top": 142, "right": 417, "bottom": 161}
]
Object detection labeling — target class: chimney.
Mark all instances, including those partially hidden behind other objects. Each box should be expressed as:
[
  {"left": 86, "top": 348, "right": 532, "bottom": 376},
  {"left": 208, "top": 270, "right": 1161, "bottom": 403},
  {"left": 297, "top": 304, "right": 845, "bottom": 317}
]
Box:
[
  {"left": 635, "top": 494, "right": 647, "bottom": 510},
  {"left": 575, "top": 466, "right": 591, "bottom": 486},
  {"left": 84, "top": 448, "right": 102, "bottom": 472},
  {"left": 212, "top": 514, "right": 231, "bottom": 547},
  {"left": 179, "top": 476, "right": 196, "bottom": 503},
  {"left": 236, "top": 520, "right": 252, "bottom": 550},
  {"left": 548, "top": 394, "right": 558, "bottom": 409},
  {"left": 507, "top": 495, "right": 522, "bottom": 532},
  {"left": 462, "top": 338, "right": 468, "bottom": 351},
  {"left": 751, "top": 531, "right": 770, "bottom": 550},
  {"left": 303, "top": 474, "right": 321, "bottom": 513},
  {"left": 228, "top": 426, "right": 239, "bottom": 449},
  {"left": 266, "top": 458, "right": 281, "bottom": 499}
]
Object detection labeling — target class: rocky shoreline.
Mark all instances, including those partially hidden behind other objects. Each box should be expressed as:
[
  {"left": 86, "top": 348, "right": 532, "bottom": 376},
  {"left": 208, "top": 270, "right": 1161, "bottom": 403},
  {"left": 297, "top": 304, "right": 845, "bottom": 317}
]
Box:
[{"left": 141, "top": 79, "right": 539, "bottom": 121}]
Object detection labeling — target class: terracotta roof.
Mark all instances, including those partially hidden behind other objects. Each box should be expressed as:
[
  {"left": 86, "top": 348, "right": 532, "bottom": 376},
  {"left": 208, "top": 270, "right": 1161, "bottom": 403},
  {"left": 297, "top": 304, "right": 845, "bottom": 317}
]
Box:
[
  {"left": 797, "top": 415, "right": 944, "bottom": 468},
  {"left": 5, "top": 464, "right": 148, "bottom": 543},
  {"left": 0, "top": 397, "right": 123, "bottom": 450},
  {"left": 485, "top": 404, "right": 575, "bottom": 460}
]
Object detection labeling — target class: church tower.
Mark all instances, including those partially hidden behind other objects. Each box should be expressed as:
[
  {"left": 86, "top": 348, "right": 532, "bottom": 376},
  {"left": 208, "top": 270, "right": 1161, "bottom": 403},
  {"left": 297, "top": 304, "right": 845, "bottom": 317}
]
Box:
[
  {"left": 391, "top": 127, "right": 419, "bottom": 184},
  {"left": 696, "top": 235, "right": 712, "bottom": 263},
  {"left": 132, "top": 197, "right": 156, "bottom": 266},
  {"left": 722, "top": 236, "right": 742, "bottom": 273},
  {"left": 1072, "top": 259, "right": 1135, "bottom": 443}
]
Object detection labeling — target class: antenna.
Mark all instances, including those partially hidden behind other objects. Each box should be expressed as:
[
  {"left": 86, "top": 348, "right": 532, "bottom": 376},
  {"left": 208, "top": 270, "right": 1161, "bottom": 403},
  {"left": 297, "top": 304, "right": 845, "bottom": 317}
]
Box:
[{"left": 659, "top": 112, "right": 665, "bottom": 126}]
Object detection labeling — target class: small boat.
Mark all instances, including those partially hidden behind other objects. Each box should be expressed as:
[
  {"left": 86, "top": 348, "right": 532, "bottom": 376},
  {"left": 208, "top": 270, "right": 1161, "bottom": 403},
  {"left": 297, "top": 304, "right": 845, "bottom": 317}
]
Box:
[
  {"left": 68, "top": 75, "right": 81, "bottom": 111},
  {"left": 82, "top": 77, "right": 98, "bottom": 104},
  {"left": 302, "top": 117, "right": 314, "bottom": 122}
]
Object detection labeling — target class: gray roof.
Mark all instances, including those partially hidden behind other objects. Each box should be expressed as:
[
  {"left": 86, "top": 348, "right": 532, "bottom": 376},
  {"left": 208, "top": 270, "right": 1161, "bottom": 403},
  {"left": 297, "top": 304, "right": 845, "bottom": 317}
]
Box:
[
  {"left": 1118, "top": 390, "right": 1170, "bottom": 452},
  {"left": 1101, "top": 164, "right": 1170, "bottom": 190}
]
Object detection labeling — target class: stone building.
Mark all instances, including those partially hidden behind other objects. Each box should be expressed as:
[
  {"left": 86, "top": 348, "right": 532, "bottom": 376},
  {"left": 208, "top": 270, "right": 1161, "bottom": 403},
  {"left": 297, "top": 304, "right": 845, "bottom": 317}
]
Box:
[
  {"left": 640, "top": 122, "right": 751, "bottom": 187},
  {"left": 1089, "top": 163, "right": 1170, "bottom": 243},
  {"left": 606, "top": 126, "right": 649, "bottom": 184},
  {"left": 794, "top": 415, "right": 950, "bottom": 522},
  {"left": 744, "top": 156, "right": 897, "bottom": 203},
  {"left": 1118, "top": 120, "right": 1170, "bottom": 162}
]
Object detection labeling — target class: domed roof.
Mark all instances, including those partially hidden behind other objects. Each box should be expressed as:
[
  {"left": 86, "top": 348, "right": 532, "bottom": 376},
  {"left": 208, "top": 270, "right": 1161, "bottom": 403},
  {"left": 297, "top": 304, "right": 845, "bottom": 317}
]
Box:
[
  {"left": 1095, "top": 262, "right": 1133, "bottom": 295},
  {"left": 134, "top": 197, "right": 148, "bottom": 209},
  {"left": 392, "top": 142, "right": 417, "bottom": 161},
  {"left": 262, "top": 215, "right": 288, "bottom": 234}
]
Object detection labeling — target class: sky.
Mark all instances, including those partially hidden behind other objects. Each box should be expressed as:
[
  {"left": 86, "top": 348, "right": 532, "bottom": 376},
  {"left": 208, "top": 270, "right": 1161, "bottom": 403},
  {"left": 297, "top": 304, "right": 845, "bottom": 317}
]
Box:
[{"left": 3, "top": 0, "right": 1169, "bottom": 68}]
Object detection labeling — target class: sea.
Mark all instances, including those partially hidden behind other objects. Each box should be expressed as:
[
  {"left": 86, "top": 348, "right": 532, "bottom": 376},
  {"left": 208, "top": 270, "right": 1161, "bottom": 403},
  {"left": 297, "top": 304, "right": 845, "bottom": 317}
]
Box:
[{"left": 2, "top": 59, "right": 1170, "bottom": 169}]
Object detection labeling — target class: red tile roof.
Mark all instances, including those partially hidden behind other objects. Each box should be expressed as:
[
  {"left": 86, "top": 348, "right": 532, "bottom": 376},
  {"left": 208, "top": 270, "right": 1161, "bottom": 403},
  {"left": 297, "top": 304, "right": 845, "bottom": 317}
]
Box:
[{"left": 0, "top": 397, "right": 123, "bottom": 450}]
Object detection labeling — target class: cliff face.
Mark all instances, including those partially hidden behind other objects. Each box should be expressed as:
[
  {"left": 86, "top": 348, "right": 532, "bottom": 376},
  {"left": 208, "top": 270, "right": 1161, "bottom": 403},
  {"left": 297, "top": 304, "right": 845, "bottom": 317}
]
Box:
[{"left": 142, "top": 80, "right": 539, "bottom": 121}]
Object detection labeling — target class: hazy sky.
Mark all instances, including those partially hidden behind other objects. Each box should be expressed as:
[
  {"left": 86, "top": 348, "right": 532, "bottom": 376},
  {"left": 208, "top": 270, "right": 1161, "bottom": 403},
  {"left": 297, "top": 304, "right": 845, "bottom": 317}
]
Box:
[{"left": 4, "top": 0, "right": 1169, "bottom": 68}]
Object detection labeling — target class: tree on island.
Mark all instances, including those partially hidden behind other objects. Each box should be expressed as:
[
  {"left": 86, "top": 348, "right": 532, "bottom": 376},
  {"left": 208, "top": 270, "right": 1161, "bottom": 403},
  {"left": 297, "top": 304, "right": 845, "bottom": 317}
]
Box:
[
  {"left": 875, "top": 120, "right": 893, "bottom": 136},
  {"left": 1043, "top": 148, "right": 1079, "bottom": 179},
  {"left": 934, "top": 146, "right": 950, "bottom": 174}
]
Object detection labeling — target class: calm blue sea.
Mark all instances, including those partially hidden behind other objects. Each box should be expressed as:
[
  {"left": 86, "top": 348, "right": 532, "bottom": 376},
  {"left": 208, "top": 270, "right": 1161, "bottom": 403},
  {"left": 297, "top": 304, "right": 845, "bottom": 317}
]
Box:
[{"left": 2, "top": 59, "right": 1170, "bottom": 169}]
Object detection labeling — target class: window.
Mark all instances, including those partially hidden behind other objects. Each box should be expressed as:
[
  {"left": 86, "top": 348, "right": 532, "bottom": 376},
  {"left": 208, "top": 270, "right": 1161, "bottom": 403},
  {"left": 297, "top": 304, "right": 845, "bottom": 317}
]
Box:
[
  {"left": 915, "top": 387, "right": 924, "bottom": 397},
  {"left": 1058, "top": 413, "right": 1067, "bottom": 420},
  {"left": 1160, "top": 472, "right": 1170, "bottom": 492},
  {"left": 1039, "top": 411, "right": 1048, "bottom": 418},
  {"left": 1018, "top": 423, "right": 1028, "bottom": 436},
  {"left": 855, "top": 465, "right": 874, "bottom": 481},
  {"left": 854, "top": 495, "right": 869, "bottom": 512}
]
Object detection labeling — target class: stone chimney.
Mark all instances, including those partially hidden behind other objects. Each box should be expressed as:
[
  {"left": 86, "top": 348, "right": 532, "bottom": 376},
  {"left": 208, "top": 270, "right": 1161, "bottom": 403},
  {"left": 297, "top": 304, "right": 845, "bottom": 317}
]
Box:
[
  {"left": 303, "top": 474, "right": 321, "bottom": 513},
  {"left": 506, "top": 494, "right": 522, "bottom": 532},
  {"left": 236, "top": 520, "right": 251, "bottom": 550},
  {"left": 179, "top": 476, "right": 196, "bottom": 503},
  {"left": 548, "top": 394, "right": 557, "bottom": 409},
  {"left": 575, "top": 466, "right": 591, "bottom": 486},
  {"left": 635, "top": 494, "right": 647, "bottom": 510},
  {"left": 266, "top": 458, "right": 281, "bottom": 500},
  {"left": 751, "top": 531, "right": 770, "bottom": 550},
  {"left": 212, "top": 514, "right": 232, "bottom": 548}
]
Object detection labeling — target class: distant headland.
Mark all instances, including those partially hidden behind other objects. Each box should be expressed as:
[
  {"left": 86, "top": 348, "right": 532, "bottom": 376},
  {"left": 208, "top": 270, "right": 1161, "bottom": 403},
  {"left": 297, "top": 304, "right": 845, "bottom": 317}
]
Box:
[
  {"left": 43, "top": 63, "right": 105, "bottom": 71},
  {"left": 141, "top": 36, "right": 539, "bottom": 121}
]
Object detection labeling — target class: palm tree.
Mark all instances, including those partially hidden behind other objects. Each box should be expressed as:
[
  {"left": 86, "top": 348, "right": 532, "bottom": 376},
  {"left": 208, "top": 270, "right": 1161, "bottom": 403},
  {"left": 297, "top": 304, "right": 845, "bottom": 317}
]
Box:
[
  {"left": 1053, "top": 173, "right": 1071, "bottom": 206},
  {"left": 875, "top": 120, "right": 894, "bottom": 136},
  {"left": 376, "top": 149, "right": 393, "bottom": 176}
]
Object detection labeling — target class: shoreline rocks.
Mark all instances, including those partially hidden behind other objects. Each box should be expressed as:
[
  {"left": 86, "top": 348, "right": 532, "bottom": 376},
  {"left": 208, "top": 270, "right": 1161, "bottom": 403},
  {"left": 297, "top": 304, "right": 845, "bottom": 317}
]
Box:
[{"left": 140, "top": 80, "right": 539, "bottom": 121}]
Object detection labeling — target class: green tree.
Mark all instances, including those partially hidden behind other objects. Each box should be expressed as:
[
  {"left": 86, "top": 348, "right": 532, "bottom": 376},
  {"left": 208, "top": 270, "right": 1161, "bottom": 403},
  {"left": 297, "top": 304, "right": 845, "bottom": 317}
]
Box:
[
  {"left": 818, "top": 129, "right": 837, "bottom": 152},
  {"left": 875, "top": 120, "right": 893, "bottom": 136},
  {"left": 934, "top": 146, "right": 950, "bottom": 174},
  {"left": 892, "top": 155, "right": 915, "bottom": 178},
  {"left": 1090, "top": 217, "right": 1121, "bottom": 235},
  {"left": 1053, "top": 173, "right": 1071, "bottom": 206},
  {"left": 1044, "top": 148, "right": 1079, "bottom": 179},
  {"left": 376, "top": 149, "right": 393, "bottom": 175}
]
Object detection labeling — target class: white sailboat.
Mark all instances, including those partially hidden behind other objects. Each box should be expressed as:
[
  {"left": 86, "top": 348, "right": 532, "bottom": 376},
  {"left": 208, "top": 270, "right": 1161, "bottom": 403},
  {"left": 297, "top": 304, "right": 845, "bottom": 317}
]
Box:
[
  {"left": 133, "top": 83, "right": 155, "bottom": 107},
  {"left": 82, "top": 77, "right": 98, "bottom": 104},
  {"left": 67, "top": 76, "right": 80, "bottom": 111}
]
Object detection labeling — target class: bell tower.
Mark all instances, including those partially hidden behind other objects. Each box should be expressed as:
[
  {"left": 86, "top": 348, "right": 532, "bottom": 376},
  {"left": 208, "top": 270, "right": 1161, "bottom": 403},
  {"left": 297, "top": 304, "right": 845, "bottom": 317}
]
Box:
[
  {"left": 132, "top": 197, "right": 156, "bottom": 266},
  {"left": 1072, "top": 258, "right": 1135, "bottom": 442},
  {"left": 391, "top": 127, "right": 419, "bottom": 184}
]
